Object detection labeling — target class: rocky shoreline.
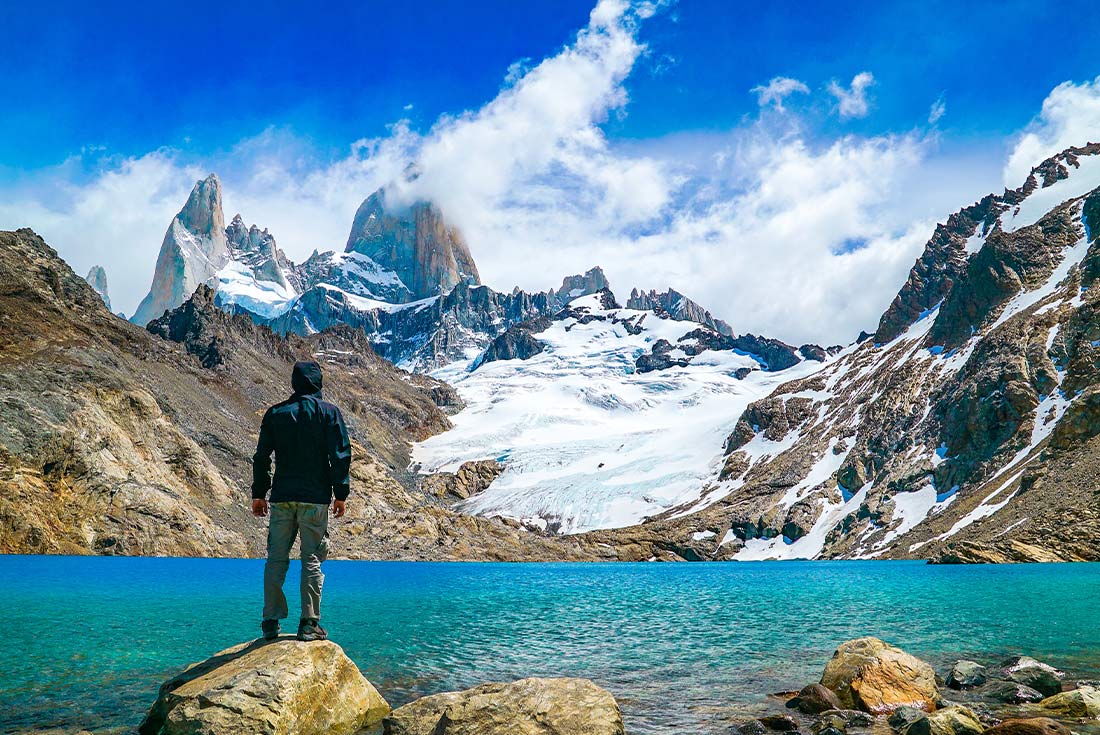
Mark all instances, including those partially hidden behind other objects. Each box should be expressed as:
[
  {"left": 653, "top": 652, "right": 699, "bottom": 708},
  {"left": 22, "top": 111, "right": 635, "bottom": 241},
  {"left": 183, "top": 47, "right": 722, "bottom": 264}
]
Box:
[{"left": 129, "top": 635, "right": 1100, "bottom": 735}]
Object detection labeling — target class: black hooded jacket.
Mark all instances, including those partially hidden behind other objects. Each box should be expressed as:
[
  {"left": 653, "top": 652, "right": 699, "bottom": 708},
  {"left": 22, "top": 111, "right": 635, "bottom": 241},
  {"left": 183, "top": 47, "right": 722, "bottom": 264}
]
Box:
[{"left": 252, "top": 361, "right": 352, "bottom": 503}]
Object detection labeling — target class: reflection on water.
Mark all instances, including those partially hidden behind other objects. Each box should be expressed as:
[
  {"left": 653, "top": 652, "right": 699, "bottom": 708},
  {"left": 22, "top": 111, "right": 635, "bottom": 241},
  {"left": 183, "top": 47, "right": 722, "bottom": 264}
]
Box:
[{"left": 4, "top": 557, "right": 1100, "bottom": 734}]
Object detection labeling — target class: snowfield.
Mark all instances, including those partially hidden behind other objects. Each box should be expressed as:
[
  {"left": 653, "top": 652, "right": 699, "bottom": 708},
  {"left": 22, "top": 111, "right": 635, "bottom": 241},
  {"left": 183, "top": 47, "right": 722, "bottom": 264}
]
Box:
[{"left": 412, "top": 293, "right": 828, "bottom": 534}]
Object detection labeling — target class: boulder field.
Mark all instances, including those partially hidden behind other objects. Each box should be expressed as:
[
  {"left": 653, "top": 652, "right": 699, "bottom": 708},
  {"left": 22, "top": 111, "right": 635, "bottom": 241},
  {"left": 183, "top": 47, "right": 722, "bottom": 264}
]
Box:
[{"left": 758, "top": 637, "right": 1096, "bottom": 735}]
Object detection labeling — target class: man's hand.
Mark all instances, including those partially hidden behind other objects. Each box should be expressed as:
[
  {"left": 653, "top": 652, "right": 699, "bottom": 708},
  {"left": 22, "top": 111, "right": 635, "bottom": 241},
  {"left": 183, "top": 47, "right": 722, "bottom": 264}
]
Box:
[
  {"left": 252, "top": 499, "right": 269, "bottom": 517},
  {"left": 332, "top": 499, "right": 346, "bottom": 518}
]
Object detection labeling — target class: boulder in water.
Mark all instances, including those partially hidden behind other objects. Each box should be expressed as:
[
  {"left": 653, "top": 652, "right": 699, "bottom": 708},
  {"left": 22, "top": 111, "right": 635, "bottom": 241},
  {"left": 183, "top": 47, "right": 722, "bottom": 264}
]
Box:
[
  {"left": 1038, "top": 686, "right": 1100, "bottom": 718},
  {"left": 984, "top": 719, "right": 1072, "bottom": 735},
  {"left": 820, "top": 637, "right": 939, "bottom": 714},
  {"left": 139, "top": 638, "right": 390, "bottom": 735},
  {"left": 896, "top": 706, "right": 984, "bottom": 735},
  {"left": 982, "top": 681, "right": 1045, "bottom": 704},
  {"left": 946, "top": 661, "right": 987, "bottom": 690},
  {"left": 382, "top": 677, "right": 624, "bottom": 735},
  {"left": 788, "top": 683, "right": 844, "bottom": 714},
  {"left": 1001, "top": 656, "right": 1064, "bottom": 697}
]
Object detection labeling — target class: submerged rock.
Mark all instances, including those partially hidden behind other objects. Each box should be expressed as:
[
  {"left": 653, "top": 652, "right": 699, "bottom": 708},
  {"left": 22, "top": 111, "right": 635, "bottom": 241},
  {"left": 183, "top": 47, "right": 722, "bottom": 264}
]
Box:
[
  {"left": 1038, "top": 686, "right": 1100, "bottom": 718},
  {"left": 984, "top": 719, "right": 1072, "bottom": 735},
  {"left": 757, "top": 714, "right": 800, "bottom": 731},
  {"left": 812, "top": 709, "right": 874, "bottom": 733},
  {"left": 820, "top": 638, "right": 940, "bottom": 714},
  {"left": 383, "top": 677, "right": 624, "bottom": 735},
  {"left": 897, "top": 706, "right": 984, "bottom": 735},
  {"left": 982, "top": 681, "right": 1045, "bottom": 704},
  {"left": 139, "top": 639, "right": 390, "bottom": 735},
  {"left": 946, "top": 661, "right": 987, "bottom": 690}
]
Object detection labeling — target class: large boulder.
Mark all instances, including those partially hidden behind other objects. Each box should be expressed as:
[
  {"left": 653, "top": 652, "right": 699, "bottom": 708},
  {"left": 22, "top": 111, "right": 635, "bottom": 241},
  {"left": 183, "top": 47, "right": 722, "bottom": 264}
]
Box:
[
  {"left": 1001, "top": 656, "right": 1064, "bottom": 697},
  {"left": 1038, "top": 686, "right": 1100, "bottom": 718},
  {"left": 984, "top": 719, "right": 1072, "bottom": 735},
  {"left": 383, "top": 677, "right": 624, "bottom": 735},
  {"left": 820, "top": 638, "right": 939, "bottom": 714},
  {"left": 139, "top": 639, "right": 390, "bottom": 735}
]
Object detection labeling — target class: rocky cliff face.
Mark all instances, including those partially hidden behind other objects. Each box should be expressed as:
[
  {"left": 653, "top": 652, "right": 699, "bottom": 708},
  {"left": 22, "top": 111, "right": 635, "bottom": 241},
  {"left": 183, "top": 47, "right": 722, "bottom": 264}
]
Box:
[
  {"left": 84, "top": 265, "right": 111, "bottom": 311},
  {"left": 132, "top": 174, "right": 230, "bottom": 326},
  {"left": 627, "top": 287, "right": 734, "bottom": 336},
  {"left": 0, "top": 228, "right": 623, "bottom": 560},
  {"left": 345, "top": 188, "right": 480, "bottom": 300},
  {"left": 600, "top": 143, "right": 1100, "bottom": 561}
]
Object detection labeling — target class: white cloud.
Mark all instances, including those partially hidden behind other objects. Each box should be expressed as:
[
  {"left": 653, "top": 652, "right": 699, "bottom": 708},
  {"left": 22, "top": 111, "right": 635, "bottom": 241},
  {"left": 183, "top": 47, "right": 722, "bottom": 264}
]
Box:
[
  {"left": 928, "top": 96, "right": 946, "bottom": 125},
  {"left": 751, "top": 76, "right": 810, "bottom": 112},
  {"left": 1004, "top": 76, "right": 1100, "bottom": 185},
  {"left": 828, "top": 71, "right": 876, "bottom": 119}
]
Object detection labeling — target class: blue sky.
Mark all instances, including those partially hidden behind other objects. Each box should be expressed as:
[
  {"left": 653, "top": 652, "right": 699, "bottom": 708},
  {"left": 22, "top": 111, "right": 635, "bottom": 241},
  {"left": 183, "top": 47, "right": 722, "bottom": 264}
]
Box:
[
  {"left": 3, "top": 0, "right": 1093, "bottom": 170},
  {"left": 2, "top": 0, "right": 1098, "bottom": 342}
]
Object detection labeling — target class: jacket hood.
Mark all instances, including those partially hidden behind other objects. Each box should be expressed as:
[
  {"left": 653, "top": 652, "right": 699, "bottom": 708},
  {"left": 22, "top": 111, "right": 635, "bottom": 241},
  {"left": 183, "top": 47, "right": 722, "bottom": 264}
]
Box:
[{"left": 291, "top": 361, "right": 323, "bottom": 395}]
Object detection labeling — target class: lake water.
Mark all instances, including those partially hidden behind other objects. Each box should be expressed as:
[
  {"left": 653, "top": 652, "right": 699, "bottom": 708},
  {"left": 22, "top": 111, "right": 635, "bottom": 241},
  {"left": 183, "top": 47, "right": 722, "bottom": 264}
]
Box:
[{"left": 4, "top": 557, "right": 1100, "bottom": 734}]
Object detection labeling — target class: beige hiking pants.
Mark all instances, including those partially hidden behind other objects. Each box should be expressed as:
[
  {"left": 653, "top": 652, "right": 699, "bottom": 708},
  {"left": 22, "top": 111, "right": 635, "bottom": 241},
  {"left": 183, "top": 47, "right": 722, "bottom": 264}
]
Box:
[{"left": 263, "top": 501, "right": 329, "bottom": 622}]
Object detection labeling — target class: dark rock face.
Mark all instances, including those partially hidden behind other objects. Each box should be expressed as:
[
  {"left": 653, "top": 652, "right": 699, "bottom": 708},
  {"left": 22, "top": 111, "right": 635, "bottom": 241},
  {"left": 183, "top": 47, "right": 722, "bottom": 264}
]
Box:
[
  {"left": 981, "top": 681, "right": 1046, "bottom": 704},
  {"left": 555, "top": 267, "right": 610, "bottom": 304},
  {"left": 225, "top": 214, "right": 295, "bottom": 291},
  {"left": 787, "top": 684, "right": 843, "bottom": 715},
  {"left": 271, "top": 281, "right": 556, "bottom": 372},
  {"left": 876, "top": 142, "right": 1100, "bottom": 343},
  {"left": 474, "top": 315, "right": 552, "bottom": 369},
  {"left": 627, "top": 286, "right": 735, "bottom": 336},
  {"left": 730, "top": 334, "right": 804, "bottom": 371},
  {"left": 1000, "top": 657, "right": 1064, "bottom": 697},
  {"left": 345, "top": 188, "right": 480, "bottom": 301}
]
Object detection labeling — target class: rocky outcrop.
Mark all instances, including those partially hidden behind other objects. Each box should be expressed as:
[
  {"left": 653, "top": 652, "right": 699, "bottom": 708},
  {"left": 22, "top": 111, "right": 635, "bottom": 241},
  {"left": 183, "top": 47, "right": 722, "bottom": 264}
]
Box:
[
  {"left": 627, "top": 286, "right": 734, "bottom": 336},
  {"left": 273, "top": 281, "right": 558, "bottom": 372},
  {"left": 421, "top": 460, "right": 503, "bottom": 501},
  {"left": 383, "top": 678, "right": 625, "bottom": 735},
  {"left": 897, "top": 706, "right": 984, "bottom": 735},
  {"left": 346, "top": 188, "right": 479, "bottom": 300},
  {"left": 225, "top": 214, "right": 296, "bottom": 292},
  {"left": 473, "top": 314, "right": 551, "bottom": 368},
  {"left": 84, "top": 265, "right": 111, "bottom": 311},
  {"left": 819, "top": 638, "right": 939, "bottom": 714},
  {"left": 555, "top": 267, "right": 610, "bottom": 305},
  {"left": 139, "top": 639, "right": 389, "bottom": 735},
  {"left": 132, "top": 174, "right": 229, "bottom": 326}
]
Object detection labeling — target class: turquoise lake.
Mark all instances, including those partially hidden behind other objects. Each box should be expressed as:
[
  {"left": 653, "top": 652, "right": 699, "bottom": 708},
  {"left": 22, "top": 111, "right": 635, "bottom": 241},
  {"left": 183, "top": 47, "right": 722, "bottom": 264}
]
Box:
[{"left": 5, "top": 557, "right": 1100, "bottom": 734}]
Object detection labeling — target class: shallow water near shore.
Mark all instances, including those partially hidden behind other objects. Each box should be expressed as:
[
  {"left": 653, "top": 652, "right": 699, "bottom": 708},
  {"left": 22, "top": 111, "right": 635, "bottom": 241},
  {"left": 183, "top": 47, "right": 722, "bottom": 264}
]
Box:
[{"left": 4, "top": 557, "right": 1100, "bottom": 734}]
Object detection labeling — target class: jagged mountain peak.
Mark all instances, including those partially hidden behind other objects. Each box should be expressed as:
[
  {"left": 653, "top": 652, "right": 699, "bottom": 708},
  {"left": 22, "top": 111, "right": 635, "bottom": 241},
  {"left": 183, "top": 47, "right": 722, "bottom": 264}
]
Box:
[
  {"left": 626, "top": 286, "right": 734, "bottom": 337},
  {"left": 345, "top": 186, "right": 480, "bottom": 300},
  {"left": 85, "top": 265, "right": 111, "bottom": 311},
  {"left": 131, "top": 174, "right": 230, "bottom": 326}
]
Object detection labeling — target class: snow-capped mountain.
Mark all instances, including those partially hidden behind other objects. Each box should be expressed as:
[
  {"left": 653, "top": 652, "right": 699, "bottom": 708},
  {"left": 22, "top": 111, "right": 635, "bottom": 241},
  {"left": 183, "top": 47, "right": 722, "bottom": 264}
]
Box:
[
  {"left": 625, "top": 142, "right": 1100, "bottom": 561},
  {"left": 413, "top": 289, "right": 828, "bottom": 533}
]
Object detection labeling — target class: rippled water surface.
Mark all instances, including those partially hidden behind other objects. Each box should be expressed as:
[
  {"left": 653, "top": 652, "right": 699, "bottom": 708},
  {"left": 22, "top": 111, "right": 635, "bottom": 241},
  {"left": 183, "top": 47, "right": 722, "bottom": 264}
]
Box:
[{"left": 5, "top": 557, "right": 1100, "bottom": 734}]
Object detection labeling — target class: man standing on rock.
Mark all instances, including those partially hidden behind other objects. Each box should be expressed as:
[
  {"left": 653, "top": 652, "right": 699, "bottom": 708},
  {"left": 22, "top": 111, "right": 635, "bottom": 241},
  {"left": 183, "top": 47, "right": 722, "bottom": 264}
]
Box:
[{"left": 252, "top": 360, "right": 351, "bottom": 642}]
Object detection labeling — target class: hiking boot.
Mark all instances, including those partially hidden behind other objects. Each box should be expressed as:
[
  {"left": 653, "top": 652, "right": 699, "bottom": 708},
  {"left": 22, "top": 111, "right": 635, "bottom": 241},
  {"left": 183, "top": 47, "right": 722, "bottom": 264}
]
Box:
[
  {"left": 297, "top": 618, "right": 328, "bottom": 641},
  {"left": 261, "top": 619, "right": 280, "bottom": 641}
]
